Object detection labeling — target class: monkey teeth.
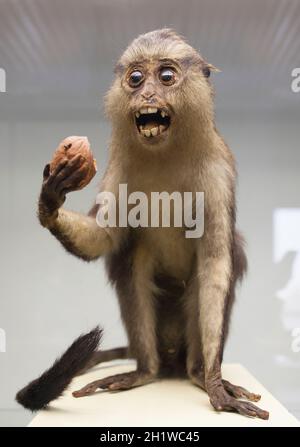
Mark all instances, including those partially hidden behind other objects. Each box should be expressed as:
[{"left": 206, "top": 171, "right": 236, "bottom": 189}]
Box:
[
  {"left": 136, "top": 107, "right": 168, "bottom": 118},
  {"left": 138, "top": 107, "right": 159, "bottom": 115},
  {"left": 135, "top": 107, "right": 170, "bottom": 138},
  {"left": 139, "top": 125, "right": 167, "bottom": 137}
]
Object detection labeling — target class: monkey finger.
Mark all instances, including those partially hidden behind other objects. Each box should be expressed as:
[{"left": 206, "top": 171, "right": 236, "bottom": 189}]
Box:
[
  {"left": 58, "top": 169, "right": 87, "bottom": 195},
  {"left": 50, "top": 155, "right": 84, "bottom": 191},
  {"left": 46, "top": 158, "right": 68, "bottom": 187},
  {"left": 222, "top": 379, "right": 261, "bottom": 402},
  {"left": 234, "top": 400, "right": 269, "bottom": 420},
  {"left": 221, "top": 403, "right": 257, "bottom": 418},
  {"left": 214, "top": 397, "right": 269, "bottom": 420}
]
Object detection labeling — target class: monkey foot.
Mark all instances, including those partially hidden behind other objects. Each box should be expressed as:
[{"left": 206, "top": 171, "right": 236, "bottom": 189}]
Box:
[
  {"left": 222, "top": 379, "right": 261, "bottom": 402},
  {"left": 72, "top": 370, "right": 155, "bottom": 397},
  {"left": 208, "top": 385, "right": 269, "bottom": 420}
]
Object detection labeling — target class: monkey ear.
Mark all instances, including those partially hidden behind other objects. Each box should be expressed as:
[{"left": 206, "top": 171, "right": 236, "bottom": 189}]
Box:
[
  {"left": 43, "top": 163, "right": 50, "bottom": 180},
  {"left": 208, "top": 63, "right": 220, "bottom": 73},
  {"left": 203, "top": 63, "right": 221, "bottom": 78}
]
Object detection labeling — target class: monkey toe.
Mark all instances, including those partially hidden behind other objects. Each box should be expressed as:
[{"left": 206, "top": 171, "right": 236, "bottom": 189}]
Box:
[
  {"left": 106, "top": 371, "right": 151, "bottom": 390},
  {"left": 222, "top": 379, "right": 261, "bottom": 402},
  {"left": 209, "top": 387, "right": 269, "bottom": 420},
  {"left": 73, "top": 370, "right": 155, "bottom": 397}
]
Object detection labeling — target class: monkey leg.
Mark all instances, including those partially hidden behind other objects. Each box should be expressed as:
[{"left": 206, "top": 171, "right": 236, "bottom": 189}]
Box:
[
  {"left": 73, "top": 371, "right": 154, "bottom": 397},
  {"left": 74, "top": 246, "right": 160, "bottom": 399}
]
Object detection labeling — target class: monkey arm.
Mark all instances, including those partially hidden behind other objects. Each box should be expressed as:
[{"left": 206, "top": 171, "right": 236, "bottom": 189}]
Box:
[
  {"left": 46, "top": 207, "right": 112, "bottom": 262},
  {"left": 196, "top": 163, "right": 268, "bottom": 419},
  {"left": 197, "top": 188, "right": 234, "bottom": 382}
]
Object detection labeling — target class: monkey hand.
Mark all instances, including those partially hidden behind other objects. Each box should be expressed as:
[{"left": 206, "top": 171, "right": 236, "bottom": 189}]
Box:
[
  {"left": 38, "top": 154, "right": 86, "bottom": 228},
  {"left": 206, "top": 377, "right": 269, "bottom": 420}
]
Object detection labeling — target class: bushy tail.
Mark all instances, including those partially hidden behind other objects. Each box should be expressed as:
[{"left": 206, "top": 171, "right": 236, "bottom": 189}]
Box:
[{"left": 16, "top": 326, "right": 102, "bottom": 411}]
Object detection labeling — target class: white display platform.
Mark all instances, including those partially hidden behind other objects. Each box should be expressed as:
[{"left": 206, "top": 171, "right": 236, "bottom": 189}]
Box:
[{"left": 28, "top": 362, "right": 299, "bottom": 427}]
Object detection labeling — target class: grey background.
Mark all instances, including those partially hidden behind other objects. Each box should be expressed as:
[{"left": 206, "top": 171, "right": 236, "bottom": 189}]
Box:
[{"left": 0, "top": 0, "right": 299, "bottom": 426}]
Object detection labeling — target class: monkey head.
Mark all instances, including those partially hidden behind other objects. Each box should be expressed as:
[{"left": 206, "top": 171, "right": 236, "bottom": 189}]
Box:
[{"left": 105, "top": 29, "right": 218, "bottom": 150}]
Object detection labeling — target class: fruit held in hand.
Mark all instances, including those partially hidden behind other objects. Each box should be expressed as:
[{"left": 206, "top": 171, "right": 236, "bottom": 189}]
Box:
[{"left": 50, "top": 136, "right": 97, "bottom": 190}]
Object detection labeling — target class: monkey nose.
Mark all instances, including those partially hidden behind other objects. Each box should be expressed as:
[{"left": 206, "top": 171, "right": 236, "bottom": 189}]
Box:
[{"left": 141, "top": 92, "right": 155, "bottom": 100}]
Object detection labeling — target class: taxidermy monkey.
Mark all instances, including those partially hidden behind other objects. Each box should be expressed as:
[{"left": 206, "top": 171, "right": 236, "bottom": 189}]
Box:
[{"left": 16, "top": 29, "right": 269, "bottom": 419}]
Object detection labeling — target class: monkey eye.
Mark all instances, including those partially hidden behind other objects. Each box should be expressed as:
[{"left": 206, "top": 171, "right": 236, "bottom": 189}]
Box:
[
  {"left": 128, "top": 70, "right": 144, "bottom": 87},
  {"left": 159, "top": 68, "right": 176, "bottom": 85}
]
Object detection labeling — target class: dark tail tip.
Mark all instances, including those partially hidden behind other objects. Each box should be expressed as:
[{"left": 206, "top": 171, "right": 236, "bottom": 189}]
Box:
[{"left": 16, "top": 326, "right": 102, "bottom": 411}]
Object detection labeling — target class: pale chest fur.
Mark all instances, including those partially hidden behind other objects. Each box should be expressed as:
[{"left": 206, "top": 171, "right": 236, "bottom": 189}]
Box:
[{"left": 125, "top": 155, "right": 198, "bottom": 281}]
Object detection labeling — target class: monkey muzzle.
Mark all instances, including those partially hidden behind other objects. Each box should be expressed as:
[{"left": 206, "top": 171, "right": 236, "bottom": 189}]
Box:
[{"left": 134, "top": 107, "right": 171, "bottom": 140}]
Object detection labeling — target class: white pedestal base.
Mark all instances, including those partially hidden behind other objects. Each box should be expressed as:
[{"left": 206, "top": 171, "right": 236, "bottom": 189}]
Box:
[{"left": 28, "top": 362, "right": 299, "bottom": 427}]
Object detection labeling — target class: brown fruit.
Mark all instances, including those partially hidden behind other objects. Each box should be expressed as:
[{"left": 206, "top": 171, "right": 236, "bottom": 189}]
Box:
[{"left": 50, "top": 136, "right": 97, "bottom": 190}]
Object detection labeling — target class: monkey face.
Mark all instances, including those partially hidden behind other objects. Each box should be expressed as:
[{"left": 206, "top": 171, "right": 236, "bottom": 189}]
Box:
[
  {"left": 122, "top": 60, "right": 184, "bottom": 145},
  {"left": 106, "top": 29, "right": 216, "bottom": 150}
]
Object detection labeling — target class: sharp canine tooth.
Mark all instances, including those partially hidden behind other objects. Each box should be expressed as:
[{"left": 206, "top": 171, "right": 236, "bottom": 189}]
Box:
[
  {"left": 135, "top": 112, "right": 140, "bottom": 118},
  {"left": 151, "top": 127, "right": 158, "bottom": 136},
  {"left": 144, "top": 129, "right": 151, "bottom": 137},
  {"left": 161, "top": 111, "right": 166, "bottom": 118},
  {"left": 147, "top": 107, "right": 157, "bottom": 113}
]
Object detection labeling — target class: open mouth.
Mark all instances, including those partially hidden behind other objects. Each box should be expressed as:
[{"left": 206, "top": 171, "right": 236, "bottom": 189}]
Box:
[{"left": 135, "top": 107, "right": 171, "bottom": 138}]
